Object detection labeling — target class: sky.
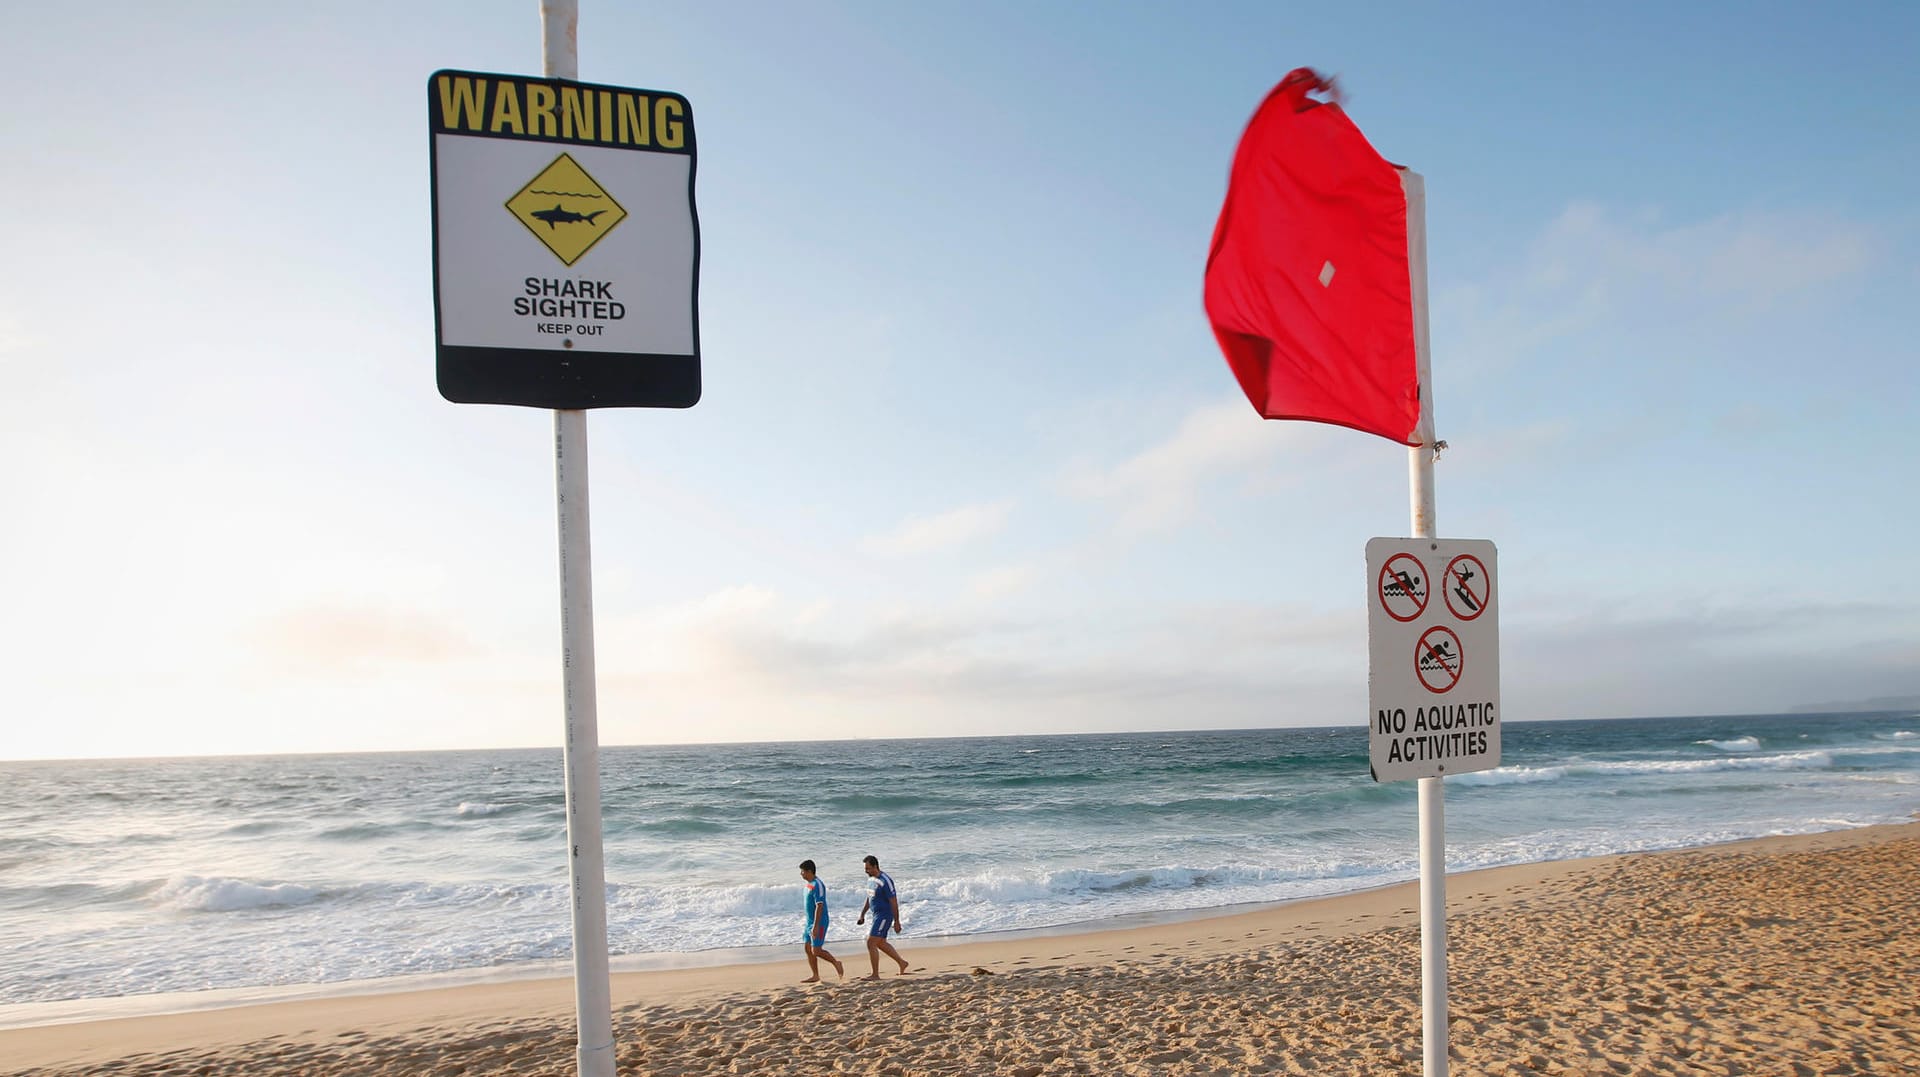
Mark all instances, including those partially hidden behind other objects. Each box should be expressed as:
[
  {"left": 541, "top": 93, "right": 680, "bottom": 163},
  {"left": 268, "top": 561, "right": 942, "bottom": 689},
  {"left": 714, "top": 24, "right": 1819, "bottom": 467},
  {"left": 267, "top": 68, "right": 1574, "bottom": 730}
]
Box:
[{"left": 3, "top": 2, "right": 1917, "bottom": 760}]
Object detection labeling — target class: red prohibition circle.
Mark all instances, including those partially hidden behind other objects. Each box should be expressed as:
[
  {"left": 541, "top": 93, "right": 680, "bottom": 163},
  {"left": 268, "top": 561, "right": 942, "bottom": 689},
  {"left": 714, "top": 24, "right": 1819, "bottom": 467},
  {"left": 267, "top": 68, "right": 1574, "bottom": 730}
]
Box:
[
  {"left": 1377, "top": 553, "right": 1430, "bottom": 623},
  {"left": 1442, "top": 554, "right": 1491, "bottom": 621},
  {"left": 1415, "top": 626, "right": 1463, "bottom": 693}
]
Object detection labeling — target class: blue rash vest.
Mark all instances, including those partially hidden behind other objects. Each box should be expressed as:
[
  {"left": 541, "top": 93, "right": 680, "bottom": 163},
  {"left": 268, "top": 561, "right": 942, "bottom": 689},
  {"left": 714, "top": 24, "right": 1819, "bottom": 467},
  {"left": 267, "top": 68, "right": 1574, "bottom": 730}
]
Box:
[{"left": 805, "top": 877, "right": 828, "bottom": 933}]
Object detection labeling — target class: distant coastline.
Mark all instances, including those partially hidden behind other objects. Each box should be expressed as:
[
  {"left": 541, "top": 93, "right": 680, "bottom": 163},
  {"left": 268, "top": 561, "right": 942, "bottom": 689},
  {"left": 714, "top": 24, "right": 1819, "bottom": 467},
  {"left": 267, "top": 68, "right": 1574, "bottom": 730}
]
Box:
[{"left": 1789, "top": 696, "right": 1920, "bottom": 714}]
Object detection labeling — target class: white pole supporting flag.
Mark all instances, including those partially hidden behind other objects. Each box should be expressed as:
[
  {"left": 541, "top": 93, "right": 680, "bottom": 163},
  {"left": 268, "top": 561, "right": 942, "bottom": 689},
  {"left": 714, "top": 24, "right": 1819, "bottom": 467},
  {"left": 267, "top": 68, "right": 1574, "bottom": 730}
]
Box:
[
  {"left": 541, "top": 3, "right": 618, "bottom": 1076},
  {"left": 1401, "top": 169, "right": 1449, "bottom": 1077}
]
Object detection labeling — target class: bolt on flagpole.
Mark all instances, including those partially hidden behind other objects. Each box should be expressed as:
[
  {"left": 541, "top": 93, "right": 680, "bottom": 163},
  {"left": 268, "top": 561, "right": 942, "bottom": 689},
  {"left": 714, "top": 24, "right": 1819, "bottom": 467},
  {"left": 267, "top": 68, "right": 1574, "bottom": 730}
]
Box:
[
  {"left": 1402, "top": 169, "right": 1449, "bottom": 1077},
  {"left": 541, "top": 3, "right": 617, "bottom": 1076}
]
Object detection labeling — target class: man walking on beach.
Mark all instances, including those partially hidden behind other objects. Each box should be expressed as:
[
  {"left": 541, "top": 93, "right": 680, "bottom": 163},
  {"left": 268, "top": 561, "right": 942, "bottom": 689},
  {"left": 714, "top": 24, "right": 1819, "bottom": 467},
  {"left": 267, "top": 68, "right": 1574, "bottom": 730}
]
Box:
[
  {"left": 855, "top": 854, "right": 912, "bottom": 980},
  {"left": 798, "top": 860, "right": 844, "bottom": 983}
]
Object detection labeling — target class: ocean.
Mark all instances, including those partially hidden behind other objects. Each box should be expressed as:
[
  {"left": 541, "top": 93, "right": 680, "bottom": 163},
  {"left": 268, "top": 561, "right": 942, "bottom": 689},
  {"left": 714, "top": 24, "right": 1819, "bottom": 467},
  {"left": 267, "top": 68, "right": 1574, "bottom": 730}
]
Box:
[{"left": 2, "top": 712, "right": 1915, "bottom": 1025}]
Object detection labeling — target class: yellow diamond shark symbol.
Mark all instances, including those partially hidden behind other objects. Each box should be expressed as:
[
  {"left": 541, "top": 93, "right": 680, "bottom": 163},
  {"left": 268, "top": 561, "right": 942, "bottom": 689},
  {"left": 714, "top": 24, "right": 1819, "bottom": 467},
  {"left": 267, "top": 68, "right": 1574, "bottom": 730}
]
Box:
[{"left": 505, "top": 153, "right": 628, "bottom": 266}]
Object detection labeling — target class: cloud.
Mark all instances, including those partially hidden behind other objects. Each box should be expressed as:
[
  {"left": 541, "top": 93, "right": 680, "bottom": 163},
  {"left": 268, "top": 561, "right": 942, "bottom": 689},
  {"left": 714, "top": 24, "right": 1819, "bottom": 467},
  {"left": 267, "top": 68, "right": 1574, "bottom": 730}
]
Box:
[
  {"left": 1536, "top": 202, "right": 1873, "bottom": 303},
  {"left": 0, "top": 310, "right": 27, "bottom": 356},
  {"left": 1442, "top": 419, "right": 1573, "bottom": 474},
  {"left": 0, "top": 307, "right": 58, "bottom": 408},
  {"left": 1501, "top": 595, "right": 1919, "bottom": 720},
  {"left": 1067, "top": 398, "right": 1302, "bottom": 530},
  {"left": 609, "top": 582, "right": 1914, "bottom": 738},
  {"left": 857, "top": 500, "right": 1013, "bottom": 557},
  {"left": 250, "top": 604, "right": 478, "bottom": 670},
  {"left": 1442, "top": 202, "right": 1879, "bottom": 372},
  {"left": 591, "top": 584, "right": 1367, "bottom": 742},
  {"left": 965, "top": 564, "right": 1039, "bottom": 603},
  {"left": 1710, "top": 403, "right": 1778, "bottom": 439}
]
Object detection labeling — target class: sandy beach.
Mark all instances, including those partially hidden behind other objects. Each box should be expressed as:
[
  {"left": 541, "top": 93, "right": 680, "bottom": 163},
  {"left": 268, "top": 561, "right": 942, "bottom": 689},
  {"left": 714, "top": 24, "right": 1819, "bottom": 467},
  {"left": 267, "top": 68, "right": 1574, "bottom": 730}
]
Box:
[{"left": 6, "top": 822, "right": 1917, "bottom": 1076}]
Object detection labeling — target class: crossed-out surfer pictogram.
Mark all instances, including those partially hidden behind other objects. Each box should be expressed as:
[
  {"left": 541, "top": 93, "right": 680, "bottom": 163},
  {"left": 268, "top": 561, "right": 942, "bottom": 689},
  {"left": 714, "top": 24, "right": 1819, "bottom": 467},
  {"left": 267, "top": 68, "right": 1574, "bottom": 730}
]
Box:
[{"left": 1443, "top": 554, "right": 1490, "bottom": 621}]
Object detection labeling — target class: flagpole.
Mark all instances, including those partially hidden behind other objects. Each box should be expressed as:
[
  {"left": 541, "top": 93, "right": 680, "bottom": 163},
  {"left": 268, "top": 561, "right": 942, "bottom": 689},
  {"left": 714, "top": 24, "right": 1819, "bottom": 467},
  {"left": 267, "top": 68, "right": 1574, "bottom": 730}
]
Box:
[
  {"left": 541, "top": 3, "right": 617, "bottom": 1076},
  {"left": 1402, "top": 169, "right": 1448, "bottom": 1077}
]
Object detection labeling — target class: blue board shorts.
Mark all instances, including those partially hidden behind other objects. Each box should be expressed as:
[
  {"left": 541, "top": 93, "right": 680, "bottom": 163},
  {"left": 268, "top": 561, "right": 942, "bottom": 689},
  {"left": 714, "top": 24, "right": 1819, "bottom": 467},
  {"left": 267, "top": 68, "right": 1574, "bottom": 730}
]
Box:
[
  {"left": 867, "top": 913, "right": 894, "bottom": 939},
  {"left": 804, "top": 918, "right": 827, "bottom": 948}
]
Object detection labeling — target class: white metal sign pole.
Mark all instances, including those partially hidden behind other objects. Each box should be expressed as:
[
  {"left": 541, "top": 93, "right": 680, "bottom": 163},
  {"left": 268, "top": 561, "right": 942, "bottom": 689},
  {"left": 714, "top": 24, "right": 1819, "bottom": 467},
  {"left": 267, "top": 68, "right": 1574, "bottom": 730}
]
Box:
[
  {"left": 1402, "top": 168, "right": 1449, "bottom": 1077},
  {"left": 542, "top": 3, "right": 617, "bottom": 1076}
]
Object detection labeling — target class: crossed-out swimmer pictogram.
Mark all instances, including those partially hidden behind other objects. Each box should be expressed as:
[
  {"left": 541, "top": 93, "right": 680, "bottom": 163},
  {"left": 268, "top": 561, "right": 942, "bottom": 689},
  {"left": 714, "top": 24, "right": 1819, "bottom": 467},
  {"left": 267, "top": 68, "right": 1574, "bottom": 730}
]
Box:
[
  {"left": 1378, "top": 553, "right": 1429, "bottom": 623},
  {"left": 1415, "top": 625, "right": 1463, "bottom": 693}
]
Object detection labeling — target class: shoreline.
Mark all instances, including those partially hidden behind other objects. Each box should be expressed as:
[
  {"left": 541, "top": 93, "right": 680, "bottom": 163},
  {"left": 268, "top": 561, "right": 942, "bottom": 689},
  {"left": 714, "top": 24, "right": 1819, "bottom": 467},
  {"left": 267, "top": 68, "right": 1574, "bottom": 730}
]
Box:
[
  {"left": 0, "top": 833, "right": 1774, "bottom": 1032},
  {"left": 7, "top": 820, "right": 1919, "bottom": 1074},
  {"left": 0, "top": 888, "right": 1381, "bottom": 1033},
  {"left": 5, "top": 819, "right": 1901, "bottom": 1032}
]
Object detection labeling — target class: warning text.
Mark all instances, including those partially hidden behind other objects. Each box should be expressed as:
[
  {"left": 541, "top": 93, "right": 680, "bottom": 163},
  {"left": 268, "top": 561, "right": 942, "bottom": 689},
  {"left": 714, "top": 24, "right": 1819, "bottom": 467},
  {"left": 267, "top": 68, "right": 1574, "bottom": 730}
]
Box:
[{"left": 433, "top": 73, "right": 690, "bottom": 152}]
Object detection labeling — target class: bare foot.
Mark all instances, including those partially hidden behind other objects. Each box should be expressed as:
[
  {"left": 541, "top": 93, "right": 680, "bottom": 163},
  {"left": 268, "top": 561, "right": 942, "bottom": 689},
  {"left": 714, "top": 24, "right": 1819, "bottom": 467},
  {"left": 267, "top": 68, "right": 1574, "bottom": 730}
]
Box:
[
  {"left": 832, "top": 959, "right": 845, "bottom": 979},
  {"left": 800, "top": 975, "right": 821, "bottom": 983},
  {"left": 861, "top": 974, "right": 881, "bottom": 981},
  {"left": 898, "top": 964, "right": 913, "bottom": 974}
]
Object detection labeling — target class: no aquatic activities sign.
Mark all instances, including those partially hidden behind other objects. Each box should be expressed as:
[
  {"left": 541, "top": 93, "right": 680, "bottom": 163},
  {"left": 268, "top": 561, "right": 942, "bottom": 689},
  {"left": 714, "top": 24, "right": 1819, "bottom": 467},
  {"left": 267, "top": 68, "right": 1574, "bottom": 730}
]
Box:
[
  {"left": 428, "top": 70, "right": 700, "bottom": 409},
  {"left": 1366, "top": 537, "right": 1501, "bottom": 782}
]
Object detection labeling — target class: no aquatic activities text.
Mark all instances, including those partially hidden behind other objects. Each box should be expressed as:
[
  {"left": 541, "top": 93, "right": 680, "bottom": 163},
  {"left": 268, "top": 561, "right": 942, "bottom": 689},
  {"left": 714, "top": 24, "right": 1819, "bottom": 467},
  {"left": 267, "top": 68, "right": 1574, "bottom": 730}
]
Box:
[{"left": 1375, "top": 703, "right": 1495, "bottom": 766}]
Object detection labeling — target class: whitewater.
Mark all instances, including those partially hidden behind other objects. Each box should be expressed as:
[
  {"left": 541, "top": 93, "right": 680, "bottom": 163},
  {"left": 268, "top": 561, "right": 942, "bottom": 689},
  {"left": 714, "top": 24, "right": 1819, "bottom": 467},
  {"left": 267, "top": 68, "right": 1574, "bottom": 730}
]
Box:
[{"left": 1, "top": 711, "right": 1914, "bottom": 1022}]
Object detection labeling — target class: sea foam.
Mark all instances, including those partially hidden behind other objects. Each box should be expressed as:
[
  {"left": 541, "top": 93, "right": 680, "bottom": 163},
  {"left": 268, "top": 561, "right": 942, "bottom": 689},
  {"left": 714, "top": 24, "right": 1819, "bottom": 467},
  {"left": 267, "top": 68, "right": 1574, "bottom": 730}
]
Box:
[
  {"left": 6, "top": 712, "right": 1916, "bottom": 1008},
  {"left": 151, "top": 875, "right": 325, "bottom": 913}
]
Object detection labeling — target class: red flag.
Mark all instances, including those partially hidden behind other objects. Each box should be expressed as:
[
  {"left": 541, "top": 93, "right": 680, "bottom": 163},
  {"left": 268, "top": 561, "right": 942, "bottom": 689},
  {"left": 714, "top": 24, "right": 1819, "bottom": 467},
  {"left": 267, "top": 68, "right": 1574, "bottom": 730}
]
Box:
[{"left": 1204, "top": 69, "right": 1421, "bottom": 445}]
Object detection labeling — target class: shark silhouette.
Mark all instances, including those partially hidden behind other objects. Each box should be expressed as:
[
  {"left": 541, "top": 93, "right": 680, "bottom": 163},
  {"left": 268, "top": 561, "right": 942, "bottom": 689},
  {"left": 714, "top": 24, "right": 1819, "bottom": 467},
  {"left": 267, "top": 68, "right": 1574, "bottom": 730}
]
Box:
[{"left": 529, "top": 204, "right": 607, "bottom": 229}]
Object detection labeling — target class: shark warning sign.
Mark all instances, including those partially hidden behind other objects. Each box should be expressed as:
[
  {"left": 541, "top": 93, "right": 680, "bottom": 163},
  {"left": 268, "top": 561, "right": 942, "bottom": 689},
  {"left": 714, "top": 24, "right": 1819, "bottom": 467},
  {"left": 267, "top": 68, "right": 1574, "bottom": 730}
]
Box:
[
  {"left": 428, "top": 69, "right": 700, "bottom": 409},
  {"left": 506, "top": 153, "right": 629, "bottom": 267}
]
